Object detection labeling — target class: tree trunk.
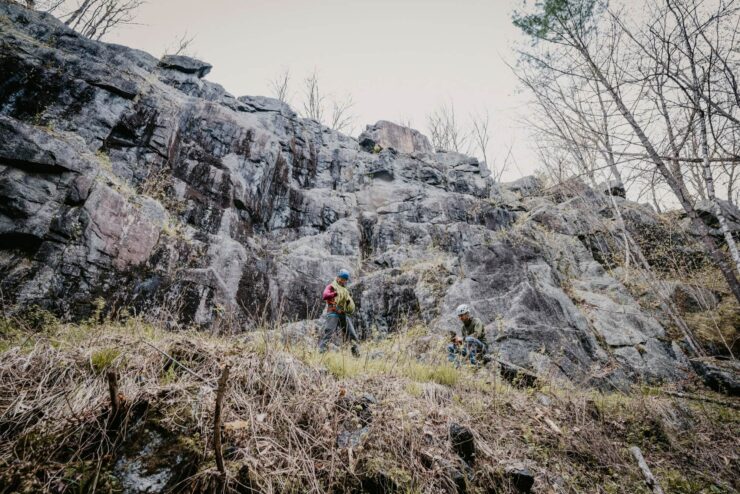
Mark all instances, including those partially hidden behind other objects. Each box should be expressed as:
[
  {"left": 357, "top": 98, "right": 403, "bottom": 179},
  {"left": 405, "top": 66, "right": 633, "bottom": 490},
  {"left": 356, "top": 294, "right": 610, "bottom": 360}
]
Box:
[
  {"left": 710, "top": 191, "right": 740, "bottom": 277},
  {"left": 577, "top": 43, "right": 740, "bottom": 304},
  {"left": 214, "top": 365, "right": 230, "bottom": 476},
  {"left": 675, "top": 0, "right": 740, "bottom": 278},
  {"left": 65, "top": 0, "right": 95, "bottom": 28}
]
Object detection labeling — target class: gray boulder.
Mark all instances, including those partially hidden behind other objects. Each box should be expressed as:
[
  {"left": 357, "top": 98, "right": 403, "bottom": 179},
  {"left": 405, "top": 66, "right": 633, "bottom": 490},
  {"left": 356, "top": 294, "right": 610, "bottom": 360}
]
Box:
[
  {"left": 600, "top": 179, "right": 626, "bottom": 198},
  {"left": 449, "top": 423, "right": 475, "bottom": 465},
  {"left": 358, "top": 120, "right": 434, "bottom": 154},
  {"left": 504, "top": 175, "right": 542, "bottom": 197},
  {"left": 158, "top": 54, "right": 212, "bottom": 78}
]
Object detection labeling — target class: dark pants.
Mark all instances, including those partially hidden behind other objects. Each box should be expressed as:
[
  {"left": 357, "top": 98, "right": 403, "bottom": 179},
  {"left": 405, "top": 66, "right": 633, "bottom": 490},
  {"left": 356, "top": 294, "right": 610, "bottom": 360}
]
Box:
[{"left": 319, "top": 313, "right": 359, "bottom": 352}]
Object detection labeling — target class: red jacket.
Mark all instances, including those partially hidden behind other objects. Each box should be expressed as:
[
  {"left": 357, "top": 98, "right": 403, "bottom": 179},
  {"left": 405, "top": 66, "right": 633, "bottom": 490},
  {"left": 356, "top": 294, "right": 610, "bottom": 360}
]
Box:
[
  {"left": 322, "top": 283, "right": 336, "bottom": 301},
  {"left": 322, "top": 283, "right": 340, "bottom": 313}
]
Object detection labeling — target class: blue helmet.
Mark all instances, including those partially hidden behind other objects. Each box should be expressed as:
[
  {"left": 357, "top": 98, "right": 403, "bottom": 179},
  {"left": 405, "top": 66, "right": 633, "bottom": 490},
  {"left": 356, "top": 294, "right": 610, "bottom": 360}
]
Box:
[{"left": 338, "top": 268, "right": 350, "bottom": 280}]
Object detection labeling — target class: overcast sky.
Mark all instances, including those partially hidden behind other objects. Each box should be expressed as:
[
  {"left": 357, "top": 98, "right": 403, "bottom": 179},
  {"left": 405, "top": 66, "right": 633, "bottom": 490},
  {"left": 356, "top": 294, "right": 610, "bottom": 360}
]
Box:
[{"left": 108, "top": 0, "right": 536, "bottom": 180}]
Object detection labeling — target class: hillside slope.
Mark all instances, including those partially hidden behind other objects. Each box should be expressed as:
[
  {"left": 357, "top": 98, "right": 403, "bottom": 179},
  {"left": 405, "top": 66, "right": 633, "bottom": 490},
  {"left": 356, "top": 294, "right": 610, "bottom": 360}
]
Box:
[
  {"left": 0, "top": 1, "right": 737, "bottom": 391},
  {"left": 0, "top": 319, "right": 738, "bottom": 493}
]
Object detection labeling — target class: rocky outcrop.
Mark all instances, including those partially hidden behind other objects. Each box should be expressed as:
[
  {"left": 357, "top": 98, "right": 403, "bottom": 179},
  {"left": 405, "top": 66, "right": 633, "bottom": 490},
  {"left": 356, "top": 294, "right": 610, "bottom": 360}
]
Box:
[
  {"left": 358, "top": 120, "right": 434, "bottom": 155},
  {"left": 158, "top": 54, "right": 212, "bottom": 78},
  {"left": 0, "top": 2, "right": 722, "bottom": 388},
  {"left": 686, "top": 198, "right": 740, "bottom": 239},
  {"left": 692, "top": 358, "right": 740, "bottom": 396}
]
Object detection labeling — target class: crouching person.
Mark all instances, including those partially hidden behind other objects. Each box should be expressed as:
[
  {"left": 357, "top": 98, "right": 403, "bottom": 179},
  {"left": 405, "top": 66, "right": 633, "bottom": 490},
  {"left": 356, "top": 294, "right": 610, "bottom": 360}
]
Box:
[
  {"left": 318, "top": 269, "right": 360, "bottom": 357},
  {"left": 447, "top": 304, "right": 487, "bottom": 366}
]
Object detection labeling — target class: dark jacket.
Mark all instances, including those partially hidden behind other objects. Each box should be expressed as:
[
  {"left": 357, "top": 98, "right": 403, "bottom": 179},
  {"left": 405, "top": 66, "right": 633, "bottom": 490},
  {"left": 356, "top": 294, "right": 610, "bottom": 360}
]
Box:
[{"left": 462, "top": 317, "right": 487, "bottom": 347}]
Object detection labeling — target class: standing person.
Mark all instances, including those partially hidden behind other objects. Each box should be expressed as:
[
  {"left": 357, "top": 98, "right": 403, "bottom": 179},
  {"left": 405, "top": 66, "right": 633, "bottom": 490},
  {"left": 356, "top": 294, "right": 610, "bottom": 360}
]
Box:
[
  {"left": 447, "top": 304, "right": 487, "bottom": 365},
  {"left": 319, "top": 269, "right": 360, "bottom": 357}
]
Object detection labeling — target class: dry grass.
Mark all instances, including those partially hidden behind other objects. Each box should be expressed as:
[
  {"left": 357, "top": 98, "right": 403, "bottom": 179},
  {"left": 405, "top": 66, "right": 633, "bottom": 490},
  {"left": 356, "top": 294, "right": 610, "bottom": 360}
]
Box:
[
  {"left": 0, "top": 316, "right": 738, "bottom": 493},
  {"left": 682, "top": 295, "right": 740, "bottom": 358}
]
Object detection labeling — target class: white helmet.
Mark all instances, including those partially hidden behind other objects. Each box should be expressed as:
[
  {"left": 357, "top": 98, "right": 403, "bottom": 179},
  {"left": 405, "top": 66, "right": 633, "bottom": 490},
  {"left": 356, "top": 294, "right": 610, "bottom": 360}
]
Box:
[{"left": 455, "top": 304, "right": 471, "bottom": 316}]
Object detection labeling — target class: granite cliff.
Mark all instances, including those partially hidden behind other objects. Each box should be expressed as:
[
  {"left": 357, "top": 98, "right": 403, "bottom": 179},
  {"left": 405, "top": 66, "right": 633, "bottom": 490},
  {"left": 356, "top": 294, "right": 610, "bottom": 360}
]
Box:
[{"left": 1, "top": 2, "right": 738, "bottom": 391}]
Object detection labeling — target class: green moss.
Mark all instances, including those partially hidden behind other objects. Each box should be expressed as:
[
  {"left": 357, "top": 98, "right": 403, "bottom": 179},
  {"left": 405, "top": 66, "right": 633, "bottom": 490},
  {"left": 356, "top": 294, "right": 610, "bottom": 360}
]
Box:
[
  {"left": 362, "top": 455, "right": 413, "bottom": 490},
  {"left": 61, "top": 460, "right": 121, "bottom": 493},
  {"left": 657, "top": 468, "right": 727, "bottom": 494},
  {"left": 160, "top": 365, "right": 177, "bottom": 384},
  {"left": 17, "top": 305, "right": 59, "bottom": 332},
  {"left": 0, "top": 307, "right": 60, "bottom": 353},
  {"left": 0, "top": 318, "right": 21, "bottom": 353},
  {"left": 625, "top": 416, "right": 671, "bottom": 450}
]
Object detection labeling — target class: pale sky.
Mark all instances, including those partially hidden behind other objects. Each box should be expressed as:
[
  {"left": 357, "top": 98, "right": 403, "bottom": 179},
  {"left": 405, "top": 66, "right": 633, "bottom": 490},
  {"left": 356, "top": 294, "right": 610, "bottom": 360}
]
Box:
[{"left": 107, "top": 0, "right": 536, "bottom": 180}]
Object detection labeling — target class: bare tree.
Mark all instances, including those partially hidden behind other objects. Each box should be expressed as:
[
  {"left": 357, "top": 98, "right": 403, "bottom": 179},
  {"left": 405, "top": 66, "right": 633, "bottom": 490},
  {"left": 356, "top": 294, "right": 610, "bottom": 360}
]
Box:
[
  {"left": 165, "top": 31, "right": 196, "bottom": 57},
  {"left": 664, "top": 0, "right": 740, "bottom": 276},
  {"left": 621, "top": 0, "right": 740, "bottom": 277},
  {"left": 514, "top": 0, "right": 740, "bottom": 304},
  {"left": 78, "top": 0, "right": 143, "bottom": 40},
  {"left": 492, "top": 141, "right": 514, "bottom": 183},
  {"left": 471, "top": 111, "right": 491, "bottom": 170},
  {"left": 427, "top": 102, "right": 469, "bottom": 153},
  {"left": 298, "top": 70, "right": 356, "bottom": 133},
  {"left": 28, "top": 0, "right": 144, "bottom": 40},
  {"left": 22, "top": 0, "right": 66, "bottom": 11},
  {"left": 329, "top": 94, "right": 354, "bottom": 133},
  {"left": 302, "top": 70, "right": 325, "bottom": 123},
  {"left": 269, "top": 68, "right": 291, "bottom": 104},
  {"left": 471, "top": 110, "right": 510, "bottom": 181}
]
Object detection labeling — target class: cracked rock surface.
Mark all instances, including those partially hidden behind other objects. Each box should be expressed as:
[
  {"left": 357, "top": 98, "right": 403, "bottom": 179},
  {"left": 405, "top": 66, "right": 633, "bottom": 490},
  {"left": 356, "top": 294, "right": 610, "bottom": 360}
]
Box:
[{"left": 0, "top": 2, "right": 724, "bottom": 388}]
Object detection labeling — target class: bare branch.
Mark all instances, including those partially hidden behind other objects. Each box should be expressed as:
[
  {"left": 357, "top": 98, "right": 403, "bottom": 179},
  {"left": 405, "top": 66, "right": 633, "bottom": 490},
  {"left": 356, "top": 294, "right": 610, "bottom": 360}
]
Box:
[
  {"left": 165, "top": 31, "right": 196, "bottom": 57},
  {"left": 302, "top": 70, "right": 324, "bottom": 123},
  {"left": 471, "top": 110, "right": 491, "bottom": 170},
  {"left": 426, "top": 102, "right": 469, "bottom": 153},
  {"left": 47, "top": 0, "right": 145, "bottom": 40},
  {"left": 270, "top": 68, "right": 291, "bottom": 105},
  {"left": 330, "top": 94, "right": 354, "bottom": 133}
]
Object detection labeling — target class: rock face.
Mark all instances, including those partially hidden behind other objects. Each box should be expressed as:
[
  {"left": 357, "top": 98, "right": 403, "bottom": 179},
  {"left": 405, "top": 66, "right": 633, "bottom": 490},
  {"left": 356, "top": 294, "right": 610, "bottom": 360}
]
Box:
[{"left": 0, "top": 3, "right": 716, "bottom": 388}]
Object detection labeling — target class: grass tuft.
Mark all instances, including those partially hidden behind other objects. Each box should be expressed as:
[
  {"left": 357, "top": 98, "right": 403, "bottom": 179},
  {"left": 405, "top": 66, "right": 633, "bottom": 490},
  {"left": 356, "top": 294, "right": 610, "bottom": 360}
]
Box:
[{"left": 90, "top": 348, "right": 121, "bottom": 373}]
